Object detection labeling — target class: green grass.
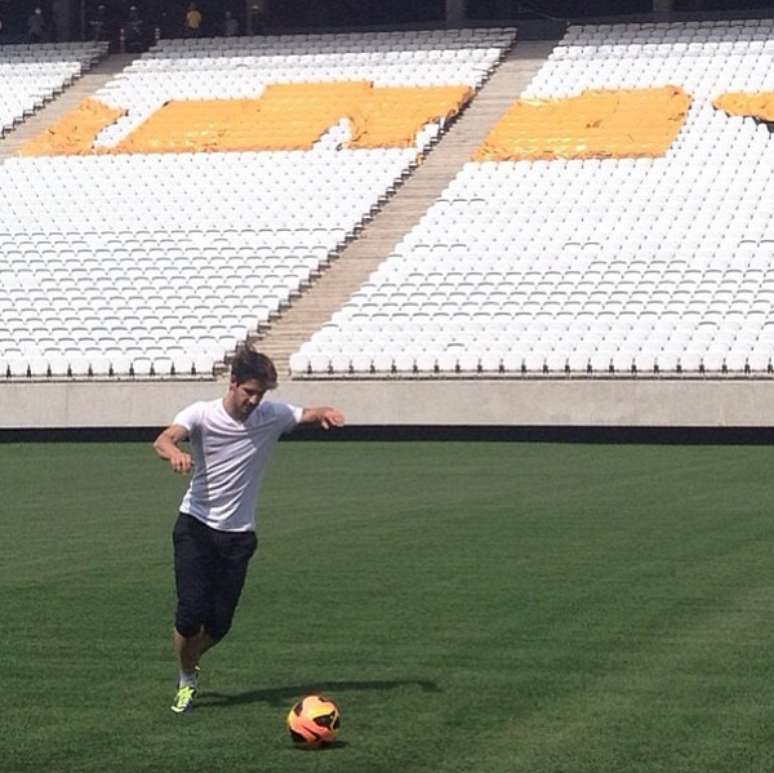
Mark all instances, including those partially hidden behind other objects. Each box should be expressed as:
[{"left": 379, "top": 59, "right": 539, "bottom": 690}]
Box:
[{"left": 4, "top": 440, "right": 774, "bottom": 772}]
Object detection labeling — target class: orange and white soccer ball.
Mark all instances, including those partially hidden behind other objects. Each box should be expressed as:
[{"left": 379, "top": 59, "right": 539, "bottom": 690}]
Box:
[{"left": 286, "top": 694, "right": 341, "bottom": 748}]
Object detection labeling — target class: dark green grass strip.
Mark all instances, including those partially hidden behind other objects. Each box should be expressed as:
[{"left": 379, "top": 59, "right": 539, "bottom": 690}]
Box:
[{"left": 3, "top": 441, "right": 774, "bottom": 773}]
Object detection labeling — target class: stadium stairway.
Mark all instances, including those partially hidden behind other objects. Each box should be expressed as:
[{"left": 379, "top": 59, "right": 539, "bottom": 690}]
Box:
[
  {"left": 0, "top": 53, "right": 136, "bottom": 160},
  {"left": 254, "top": 39, "right": 558, "bottom": 377}
]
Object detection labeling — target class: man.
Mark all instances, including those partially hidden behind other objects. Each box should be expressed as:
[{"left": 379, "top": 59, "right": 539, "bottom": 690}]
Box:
[
  {"left": 89, "top": 4, "right": 107, "bottom": 42},
  {"left": 223, "top": 10, "right": 239, "bottom": 37},
  {"left": 27, "top": 7, "right": 45, "bottom": 43},
  {"left": 249, "top": 1, "right": 267, "bottom": 35},
  {"left": 153, "top": 348, "right": 345, "bottom": 713},
  {"left": 183, "top": 2, "right": 201, "bottom": 36},
  {"left": 125, "top": 5, "right": 143, "bottom": 53}
]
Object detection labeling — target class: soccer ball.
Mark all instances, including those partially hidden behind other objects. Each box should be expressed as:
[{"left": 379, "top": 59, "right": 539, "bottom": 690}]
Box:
[{"left": 286, "top": 694, "right": 341, "bottom": 748}]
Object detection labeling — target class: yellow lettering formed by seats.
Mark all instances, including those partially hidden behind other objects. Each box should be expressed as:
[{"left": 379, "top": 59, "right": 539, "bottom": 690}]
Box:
[
  {"left": 19, "top": 83, "right": 473, "bottom": 157},
  {"left": 712, "top": 92, "right": 774, "bottom": 122},
  {"left": 115, "top": 81, "right": 373, "bottom": 154},
  {"left": 473, "top": 86, "right": 692, "bottom": 162},
  {"left": 18, "top": 99, "right": 126, "bottom": 157}
]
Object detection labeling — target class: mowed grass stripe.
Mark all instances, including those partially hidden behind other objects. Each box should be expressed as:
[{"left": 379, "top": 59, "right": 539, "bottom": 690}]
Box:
[{"left": 3, "top": 441, "right": 774, "bottom": 773}]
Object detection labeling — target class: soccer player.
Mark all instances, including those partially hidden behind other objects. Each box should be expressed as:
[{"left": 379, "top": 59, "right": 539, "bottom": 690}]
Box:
[{"left": 153, "top": 348, "right": 345, "bottom": 713}]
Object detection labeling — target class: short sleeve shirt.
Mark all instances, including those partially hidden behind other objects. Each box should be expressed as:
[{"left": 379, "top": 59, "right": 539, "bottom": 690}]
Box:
[{"left": 173, "top": 398, "right": 302, "bottom": 532}]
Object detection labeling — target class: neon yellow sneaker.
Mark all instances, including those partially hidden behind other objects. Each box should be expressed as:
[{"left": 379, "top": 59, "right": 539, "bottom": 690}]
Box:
[{"left": 171, "top": 685, "right": 196, "bottom": 714}]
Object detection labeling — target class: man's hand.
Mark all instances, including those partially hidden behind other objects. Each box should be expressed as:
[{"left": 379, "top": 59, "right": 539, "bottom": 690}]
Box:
[
  {"left": 301, "top": 406, "right": 345, "bottom": 429},
  {"left": 169, "top": 450, "right": 193, "bottom": 474},
  {"left": 319, "top": 407, "right": 345, "bottom": 430}
]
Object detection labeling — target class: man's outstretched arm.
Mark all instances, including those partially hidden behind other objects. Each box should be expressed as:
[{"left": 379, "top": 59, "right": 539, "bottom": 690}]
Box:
[
  {"left": 300, "top": 406, "right": 346, "bottom": 430},
  {"left": 153, "top": 424, "right": 193, "bottom": 473}
]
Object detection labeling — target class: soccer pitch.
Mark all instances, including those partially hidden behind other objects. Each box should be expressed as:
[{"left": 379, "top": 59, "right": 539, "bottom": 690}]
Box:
[{"left": 4, "top": 440, "right": 774, "bottom": 773}]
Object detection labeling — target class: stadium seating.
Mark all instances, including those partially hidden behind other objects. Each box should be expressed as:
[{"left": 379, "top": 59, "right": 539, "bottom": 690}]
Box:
[
  {"left": 93, "top": 29, "right": 513, "bottom": 148},
  {"left": 290, "top": 18, "right": 774, "bottom": 377},
  {"left": 0, "top": 41, "right": 108, "bottom": 136},
  {"left": 0, "top": 148, "right": 417, "bottom": 378},
  {"left": 0, "top": 29, "right": 515, "bottom": 379}
]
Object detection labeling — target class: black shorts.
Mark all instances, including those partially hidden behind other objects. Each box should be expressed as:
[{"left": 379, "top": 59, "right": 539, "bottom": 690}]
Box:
[{"left": 173, "top": 512, "right": 258, "bottom": 640}]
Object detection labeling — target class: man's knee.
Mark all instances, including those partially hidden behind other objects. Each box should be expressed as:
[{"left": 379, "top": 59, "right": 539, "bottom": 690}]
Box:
[
  {"left": 203, "top": 617, "right": 231, "bottom": 641},
  {"left": 175, "top": 608, "right": 205, "bottom": 638}
]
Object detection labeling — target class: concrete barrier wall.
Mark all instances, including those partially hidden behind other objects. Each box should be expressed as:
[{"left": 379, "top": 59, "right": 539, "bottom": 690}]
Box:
[{"left": 2, "top": 378, "right": 774, "bottom": 429}]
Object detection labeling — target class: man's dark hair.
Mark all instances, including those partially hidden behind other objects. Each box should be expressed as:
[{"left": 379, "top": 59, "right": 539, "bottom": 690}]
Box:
[{"left": 230, "top": 348, "right": 278, "bottom": 389}]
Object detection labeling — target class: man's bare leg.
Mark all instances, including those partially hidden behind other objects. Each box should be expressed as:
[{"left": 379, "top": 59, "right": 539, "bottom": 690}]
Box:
[
  {"left": 171, "top": 628, "right": 219, "bottom": 712},
  {"left": 174, "top": 628, "right": 219, "bottom": 679}
]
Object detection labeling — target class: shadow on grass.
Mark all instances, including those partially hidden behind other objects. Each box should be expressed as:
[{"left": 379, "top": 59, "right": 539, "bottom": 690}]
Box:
[
  {"left": 198, "top": 679, "right": 440, "bottom": 709},
  {"left": 290, "top": 740, "right": 351, "bottom": 752}
]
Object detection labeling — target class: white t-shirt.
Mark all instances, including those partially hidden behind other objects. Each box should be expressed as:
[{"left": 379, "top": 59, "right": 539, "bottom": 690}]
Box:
[{"left": 173, "top": 398, "right": 302, "bottom": 532}]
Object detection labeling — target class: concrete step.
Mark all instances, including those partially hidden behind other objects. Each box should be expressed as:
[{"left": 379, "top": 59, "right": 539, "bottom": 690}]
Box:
[
  {"left": 0, "top": 53, "right": 135, "bottom": 160},
  {"left": 252, "top": 38, "right": 557, "bottom": 376}
]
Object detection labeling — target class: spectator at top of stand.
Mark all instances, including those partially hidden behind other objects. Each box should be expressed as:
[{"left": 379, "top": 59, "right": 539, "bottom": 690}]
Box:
[
  {"left": 250, "top": 1, "right": 268, "bottom": 35},
  {"left": 27, "top": 7, "right": 47, "bottom": 43},
  {"left": 90, "top": 3, "right": 107, "bottom": 42},
  {"left": 125, "top": 4, "right": 144, "bottom": 52},
  {"left": 184, "top": 2, "right": 202, "bottom": 37},
  {"left": 224, "top": 10, "right": 239, "bottom": 37}
]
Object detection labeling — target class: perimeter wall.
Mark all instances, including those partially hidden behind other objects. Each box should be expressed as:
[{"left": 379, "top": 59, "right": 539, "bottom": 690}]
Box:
[{"left": 2, "top": 379, "right": 774, "bottom": 429}]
